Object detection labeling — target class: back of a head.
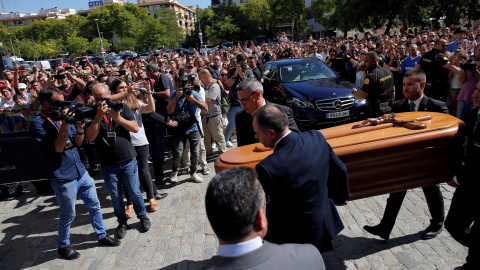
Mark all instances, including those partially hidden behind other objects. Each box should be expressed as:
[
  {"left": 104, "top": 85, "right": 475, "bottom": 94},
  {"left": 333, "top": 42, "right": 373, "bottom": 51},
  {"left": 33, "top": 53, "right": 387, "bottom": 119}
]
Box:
[
  {"left": 205, "top": 167, "right": 264, "bottom": 242},
  {"left": 236, "top": 53, "right": 247, "bottom": 63},
  {"left": 38, "top": 87, "right": 62, "bottom": 104},
  {"left": 146, "top": 62, "right": 159, "bottom": 73},
  {"left": 253, "top": 104, "right": 288, "bottom": 133}
]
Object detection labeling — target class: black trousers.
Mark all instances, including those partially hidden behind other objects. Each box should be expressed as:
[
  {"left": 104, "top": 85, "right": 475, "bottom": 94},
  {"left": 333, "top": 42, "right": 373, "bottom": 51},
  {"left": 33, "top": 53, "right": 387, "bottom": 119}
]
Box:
[
  {"left": 379, "top": 184, "right": 445, "bottom": 234},
  {"left": 445, "top": 185, "right": 479, "bottom": 269}
]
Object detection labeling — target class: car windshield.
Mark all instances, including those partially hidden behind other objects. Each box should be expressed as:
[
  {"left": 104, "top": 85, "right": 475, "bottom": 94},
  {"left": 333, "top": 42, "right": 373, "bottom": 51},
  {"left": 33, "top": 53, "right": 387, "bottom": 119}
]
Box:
[{"left": 279, "top": 61, "right": 337, "bottom": 83}]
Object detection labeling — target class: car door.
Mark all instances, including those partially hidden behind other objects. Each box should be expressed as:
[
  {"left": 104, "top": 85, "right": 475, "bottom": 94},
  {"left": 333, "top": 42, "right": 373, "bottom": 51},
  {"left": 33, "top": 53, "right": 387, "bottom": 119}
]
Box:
[{"left": 262, "top": 63, "right": 278, "bottom": 102}]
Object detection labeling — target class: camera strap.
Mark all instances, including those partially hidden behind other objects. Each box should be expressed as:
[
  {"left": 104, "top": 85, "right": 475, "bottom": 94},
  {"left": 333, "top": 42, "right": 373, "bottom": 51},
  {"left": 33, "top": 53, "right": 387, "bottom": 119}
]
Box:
[{"left": 40, "top": 112, "right": 60, "bottom": 133}]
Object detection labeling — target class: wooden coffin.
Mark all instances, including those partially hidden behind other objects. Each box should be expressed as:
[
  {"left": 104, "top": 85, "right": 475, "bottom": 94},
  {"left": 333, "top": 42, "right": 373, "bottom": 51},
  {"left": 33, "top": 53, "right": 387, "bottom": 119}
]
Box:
[{"left": 214, "top": 112, "right": 465, "bottom": 200}]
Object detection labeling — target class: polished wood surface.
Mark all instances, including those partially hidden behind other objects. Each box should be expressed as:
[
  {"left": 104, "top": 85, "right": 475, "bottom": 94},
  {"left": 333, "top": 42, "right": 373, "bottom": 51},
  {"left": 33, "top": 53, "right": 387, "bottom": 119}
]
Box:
[{"left": 214, "top": 112, "right": 464, "bottom": 200}]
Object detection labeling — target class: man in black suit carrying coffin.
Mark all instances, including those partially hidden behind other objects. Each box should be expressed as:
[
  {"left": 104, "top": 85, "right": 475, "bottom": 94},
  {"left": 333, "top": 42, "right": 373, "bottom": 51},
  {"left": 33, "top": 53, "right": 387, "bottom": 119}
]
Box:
[
  {"left": 254, "top": 105, "right": 349, "bottom": 253},
  {"left": 235, "top": 78, "right": 299, "bottom": 147},
  {"left": 364, "top": 69, "right": 448, "bottom": 240}
]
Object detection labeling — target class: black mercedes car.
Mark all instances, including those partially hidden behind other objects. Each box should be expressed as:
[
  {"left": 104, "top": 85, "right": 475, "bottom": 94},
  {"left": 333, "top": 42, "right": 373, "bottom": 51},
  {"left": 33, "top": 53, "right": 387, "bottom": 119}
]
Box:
[{"left": 262, "top": 58, "right": 366, "bottom": 130}]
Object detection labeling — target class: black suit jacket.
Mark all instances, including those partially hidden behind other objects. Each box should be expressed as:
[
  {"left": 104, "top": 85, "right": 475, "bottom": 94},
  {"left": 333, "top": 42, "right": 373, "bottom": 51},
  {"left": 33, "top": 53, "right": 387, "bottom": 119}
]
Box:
[
  {"left": 235, "top": 101, "right": 300, "bottom": 147},
  {"left": 457, "top": 107, "right": 480, "bottom": 188},
  {"left": 256, "top": 131, "right": 349, "bottom": 253},
  {"left": 203, "top": 241, "right": 324, "bottom": 270},
  {"left": 391, "top": 95, "right": 448, "bottom": 114}
]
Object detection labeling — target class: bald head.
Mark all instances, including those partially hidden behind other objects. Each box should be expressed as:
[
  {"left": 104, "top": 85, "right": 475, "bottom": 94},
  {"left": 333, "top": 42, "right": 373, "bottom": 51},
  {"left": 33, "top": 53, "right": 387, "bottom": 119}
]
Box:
[{"left": 92, "top": 83, "right": 110, "bottom": 102}]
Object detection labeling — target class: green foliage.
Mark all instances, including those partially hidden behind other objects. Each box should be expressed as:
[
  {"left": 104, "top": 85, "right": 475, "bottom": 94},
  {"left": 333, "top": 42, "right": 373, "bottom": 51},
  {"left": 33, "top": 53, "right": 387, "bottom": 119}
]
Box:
[
  {"left": 87, "top": 38, "right": 112, "bottom": 54},
  {"left": 0, "top": 2, "right": 185, "bottom": 59},
  {"left": 117, "top": 37, "right": 136, "bottom": 51}
]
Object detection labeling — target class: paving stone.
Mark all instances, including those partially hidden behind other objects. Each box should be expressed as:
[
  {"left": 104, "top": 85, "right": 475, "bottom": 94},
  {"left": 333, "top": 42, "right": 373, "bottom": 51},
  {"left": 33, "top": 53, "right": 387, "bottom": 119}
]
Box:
[{"left": 0, "top": 156, "right": 469, "bottom": 270}]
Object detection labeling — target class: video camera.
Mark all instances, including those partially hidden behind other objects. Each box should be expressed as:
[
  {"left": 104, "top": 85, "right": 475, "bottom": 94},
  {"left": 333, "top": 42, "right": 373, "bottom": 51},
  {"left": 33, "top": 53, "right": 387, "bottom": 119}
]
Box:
[
  {"left": 177, "top": 74, "right": 200, "bottom": 96},
  {"left": 50, "top": 100, "right": 96, "bottom": 124},
  {"left": 100, "top": 97, "right": 124, "bottom": 112},
  {"left": 460, "top": 56, "right": 480, "bottom": 71}
]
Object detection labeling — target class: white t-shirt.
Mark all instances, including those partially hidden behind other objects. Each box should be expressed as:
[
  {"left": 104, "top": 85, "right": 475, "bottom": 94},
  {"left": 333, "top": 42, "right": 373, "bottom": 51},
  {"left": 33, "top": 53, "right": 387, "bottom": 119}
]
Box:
[
  {"left": 0, "top": 98, "right": 19, "bottom": 117},
  {"left": 130, "top": 100, "right": 149, "bottom": 147}
]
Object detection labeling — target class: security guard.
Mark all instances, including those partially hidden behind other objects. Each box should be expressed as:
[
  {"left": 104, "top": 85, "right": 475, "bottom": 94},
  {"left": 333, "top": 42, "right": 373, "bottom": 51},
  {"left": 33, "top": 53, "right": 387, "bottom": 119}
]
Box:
[
  {"left": 351, "top": 51, "right": 395, "bottom": 118},
  {"left": 330, "top": 44, "right": 359, "bottom": 79},
  {"left": 413, "top": 39, "right": 460, "bottom": 102}
]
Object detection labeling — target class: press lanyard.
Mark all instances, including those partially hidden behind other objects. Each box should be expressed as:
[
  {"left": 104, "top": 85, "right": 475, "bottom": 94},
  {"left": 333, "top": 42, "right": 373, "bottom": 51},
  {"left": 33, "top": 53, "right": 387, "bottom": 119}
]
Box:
[
  {"left": 40, "top": 112, "right": 61, "bottom": 132},
  {"left": 104, "top": 115, "right": 113, "bottom": 130}
]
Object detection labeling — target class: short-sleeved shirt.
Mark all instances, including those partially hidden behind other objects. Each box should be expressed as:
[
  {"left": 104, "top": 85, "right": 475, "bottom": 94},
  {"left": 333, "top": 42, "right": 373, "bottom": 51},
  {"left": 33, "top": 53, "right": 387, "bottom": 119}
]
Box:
[
  {"left": 401, "top": 55, "right": 421, "bottom": 74},
  {"left": 362, "top": 65, "right": 394, "bottom": 117},
  {"left": 330, "top": 52, "right": 351, "bottom": 76},
  {"left": 205, "top": 82, "right": 221, "bottom": 117},
  {"left": 419, "top": 48, "right": 449, "bottom": 83},
  {"left": 29, "top": 112, "right": 85, "bottom": 181},
  {"left": 153, "top": 73, "right": 175, "bottom": 114},
  {"left": 168, "top": 90, "right": 202, "bottom": 133},
  {"left": 130, "top": 100, "right": 149, "bottom": 147},
  {"left": 226, "top": 67, "right": 254, "bottom": 107},
  {"left": 59, "top": 83, "right": 83, "bottom": 102},
  {"left": 92, "top": 103, "right": 137, "bottom": 166}
]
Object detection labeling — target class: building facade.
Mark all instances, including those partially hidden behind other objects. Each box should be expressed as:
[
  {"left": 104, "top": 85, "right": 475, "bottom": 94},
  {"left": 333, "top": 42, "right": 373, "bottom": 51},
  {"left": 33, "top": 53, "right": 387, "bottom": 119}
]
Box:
[{"left": 0, "top": 8, "right": 76, "bottom": 28}]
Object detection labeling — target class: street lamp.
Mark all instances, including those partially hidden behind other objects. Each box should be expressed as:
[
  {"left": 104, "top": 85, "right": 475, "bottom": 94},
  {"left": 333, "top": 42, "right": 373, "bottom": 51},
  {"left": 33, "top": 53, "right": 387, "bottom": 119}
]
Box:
[
  {"left": 7, "top": 33, "right": 15, "bottom": 57},
  {"left": 94, "top": 19, "right": 106, "bottom": 67}
]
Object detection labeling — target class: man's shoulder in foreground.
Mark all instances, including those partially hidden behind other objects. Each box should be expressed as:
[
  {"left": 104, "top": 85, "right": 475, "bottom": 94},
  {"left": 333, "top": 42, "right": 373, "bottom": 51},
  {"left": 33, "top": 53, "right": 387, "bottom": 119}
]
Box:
[{"left": 203, "top": 241, "right": 324, "bottom": 270}]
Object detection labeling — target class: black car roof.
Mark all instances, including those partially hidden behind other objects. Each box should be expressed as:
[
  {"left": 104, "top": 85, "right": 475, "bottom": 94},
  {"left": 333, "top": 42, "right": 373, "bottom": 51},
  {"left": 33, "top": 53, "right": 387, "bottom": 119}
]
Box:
[{"left": 266, "top": 57, "right": 321, "bottom": 67}]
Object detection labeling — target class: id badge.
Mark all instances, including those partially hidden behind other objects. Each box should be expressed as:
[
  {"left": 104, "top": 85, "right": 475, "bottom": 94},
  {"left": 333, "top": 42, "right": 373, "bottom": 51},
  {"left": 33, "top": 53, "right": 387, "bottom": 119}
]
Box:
[
  {"left": 65, "top": 140, "right": 72, "bottom": 149},
  {"left": 106, "top": 131, "right": 116, "bottom": 145}
]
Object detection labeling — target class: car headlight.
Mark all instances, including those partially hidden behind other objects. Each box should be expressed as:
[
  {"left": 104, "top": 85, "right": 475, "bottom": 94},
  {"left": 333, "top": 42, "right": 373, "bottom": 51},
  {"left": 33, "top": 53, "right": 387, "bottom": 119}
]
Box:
[{"left": 291, "top": 97, "right": 315, "bottom": 109}]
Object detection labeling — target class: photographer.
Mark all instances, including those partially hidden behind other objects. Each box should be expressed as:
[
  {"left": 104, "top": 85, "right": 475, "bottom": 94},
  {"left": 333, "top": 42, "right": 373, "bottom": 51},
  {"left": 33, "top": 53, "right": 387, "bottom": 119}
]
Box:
[
  {"left": 167, "top": 74, "right": 208, "bottom": 183},
  {"left": 224, "top": 53, "right": 253, "bottom": 146},
  {"left": 86, "top": 83, "right": 151, "bottom": 240},
  {"left": 457, "top": 43, "right": 480, "bottom": 121},
  {"left": 29, "top": 87, "right": 120, "bottom": 260}
]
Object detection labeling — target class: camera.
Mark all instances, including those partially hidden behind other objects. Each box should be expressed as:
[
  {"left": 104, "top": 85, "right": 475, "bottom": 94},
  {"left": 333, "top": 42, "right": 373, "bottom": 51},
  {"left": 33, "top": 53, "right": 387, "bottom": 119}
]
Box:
[
  {"left": 101, "top": 97, "right": 124, "bottom": 112},
  {"left": 50, "top": 100, "right": 96, "bottom": 124},
  {"left": 178, "top": 74, "right": 199, "bottom": 96},
  {"left": 460, "top": 56, "right": 480, "bottom": 71},
  {"left": 240, "top": 63, "right": 247, "bottom": 71}
]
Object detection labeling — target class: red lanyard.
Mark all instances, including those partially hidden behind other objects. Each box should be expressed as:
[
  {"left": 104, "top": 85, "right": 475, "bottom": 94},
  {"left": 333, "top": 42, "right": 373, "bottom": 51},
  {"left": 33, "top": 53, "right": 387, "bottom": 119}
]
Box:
[
  {"left": 40, "top": 112, "right": 61, "bottom": 132},
  {"left": 104, "top": 115, "right": 113, "bottom": 129}
]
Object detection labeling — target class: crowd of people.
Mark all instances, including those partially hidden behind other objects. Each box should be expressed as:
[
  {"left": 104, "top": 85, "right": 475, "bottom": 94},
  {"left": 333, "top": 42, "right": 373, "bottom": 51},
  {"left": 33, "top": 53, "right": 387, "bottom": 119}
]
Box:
[{"left": 0, "top": 24, "right": 478, "bottom": 268}]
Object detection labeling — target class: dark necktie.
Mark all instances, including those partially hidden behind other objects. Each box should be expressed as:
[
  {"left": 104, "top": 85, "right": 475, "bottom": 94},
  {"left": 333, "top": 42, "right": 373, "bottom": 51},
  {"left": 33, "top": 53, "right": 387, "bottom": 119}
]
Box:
[{"left": 409, "top": 102, "right": 416, "bottom": 112}]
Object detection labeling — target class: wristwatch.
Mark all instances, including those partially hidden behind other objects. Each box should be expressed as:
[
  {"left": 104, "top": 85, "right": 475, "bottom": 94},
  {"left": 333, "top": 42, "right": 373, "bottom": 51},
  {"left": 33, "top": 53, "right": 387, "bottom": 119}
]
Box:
[{"left": 76, "top": 131, "right": 84, "bottom": 135}]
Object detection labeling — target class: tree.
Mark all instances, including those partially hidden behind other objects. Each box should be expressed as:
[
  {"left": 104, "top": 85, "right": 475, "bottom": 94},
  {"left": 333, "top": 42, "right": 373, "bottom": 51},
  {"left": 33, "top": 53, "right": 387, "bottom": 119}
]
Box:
[
  {"left": 117, "top": 37, "right": 136, "bottom": 51},
  {"left": 154, "top": 9, "right": 183, "bottom": 48},
  {"left": 66, "top": 34, "right": 89, "bottom": 56},
  {"left": 87, "top": 37, "right": 112, "bottom": 54}
]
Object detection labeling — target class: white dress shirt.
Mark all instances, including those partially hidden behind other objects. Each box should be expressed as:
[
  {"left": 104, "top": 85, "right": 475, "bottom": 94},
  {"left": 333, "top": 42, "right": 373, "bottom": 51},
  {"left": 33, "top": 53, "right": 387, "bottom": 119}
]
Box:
[{"left": 217, "top": 236, "right": 263, "bottom": 256}]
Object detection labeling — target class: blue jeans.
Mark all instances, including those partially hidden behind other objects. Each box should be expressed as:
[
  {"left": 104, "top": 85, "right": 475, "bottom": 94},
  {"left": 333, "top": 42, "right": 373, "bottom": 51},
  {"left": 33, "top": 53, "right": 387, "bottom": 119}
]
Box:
[
  {"left": 224, "top": 106, "right": 243, "bottom": 142},
  {"left": 51, "top": 171, "right": 107, "bottom": 249},
  {"left": 456, "top": 100, "right": 474, "bottom": 122},
  {"left": 101, "top": 159, "right": 147, "bottom": 224}
]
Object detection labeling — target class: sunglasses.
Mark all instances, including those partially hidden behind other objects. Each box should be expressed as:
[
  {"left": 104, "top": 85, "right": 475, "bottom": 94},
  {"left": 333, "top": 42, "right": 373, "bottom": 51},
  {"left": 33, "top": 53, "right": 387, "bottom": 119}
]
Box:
[{"left": 220, "top": 74, "right": 227, "bottom": 77}]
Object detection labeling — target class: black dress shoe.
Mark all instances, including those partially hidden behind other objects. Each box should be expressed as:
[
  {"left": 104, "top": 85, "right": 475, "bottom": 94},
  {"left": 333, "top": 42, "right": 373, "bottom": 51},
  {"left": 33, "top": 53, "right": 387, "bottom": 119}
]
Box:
[
  {"left": 58, "top": 245, "right": 81, "bottom": 260},
  {"left": 363, "top": 225, "right": 390, "bottom": 240},
  {"left": 421, "top": 224, "right": 443, "bottom": 240},
  {"left": 140, "top": 217, "right": 151, "bottom": 232},
  {"left": 116, "top": 223, "right": 128, "bottom": 239},
  {"left": 98, "top": 235, "right": 121, "bottom": 246},
  {"left": 155, "top": 193, "right": 168, "bottom": 200}
]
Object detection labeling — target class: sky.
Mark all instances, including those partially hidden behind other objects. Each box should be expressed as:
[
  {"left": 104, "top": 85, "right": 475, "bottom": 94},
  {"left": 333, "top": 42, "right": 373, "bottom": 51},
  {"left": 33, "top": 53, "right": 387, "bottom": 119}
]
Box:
[{"left": 2, "top": 0, "right": 210, "bottom": 13}]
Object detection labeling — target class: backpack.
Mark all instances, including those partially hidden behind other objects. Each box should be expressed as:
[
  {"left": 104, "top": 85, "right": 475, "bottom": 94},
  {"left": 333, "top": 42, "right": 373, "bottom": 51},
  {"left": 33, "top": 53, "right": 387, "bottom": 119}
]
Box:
[{"left": 213, "top": 81, "right": 230, "bottom": 114}]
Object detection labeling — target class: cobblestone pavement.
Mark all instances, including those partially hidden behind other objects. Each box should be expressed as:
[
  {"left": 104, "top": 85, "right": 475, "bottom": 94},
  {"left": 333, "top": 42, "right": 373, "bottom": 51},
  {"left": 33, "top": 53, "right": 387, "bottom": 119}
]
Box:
[{"left": 0, "top": 149, "right": 468, "bottom": 270}]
